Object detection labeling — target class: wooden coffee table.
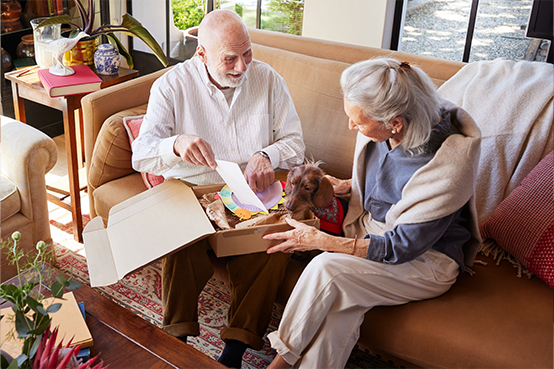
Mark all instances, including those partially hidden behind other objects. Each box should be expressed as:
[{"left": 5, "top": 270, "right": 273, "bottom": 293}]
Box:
[{"left": 72, "top": 285, "right": 225, "bottom": 368}]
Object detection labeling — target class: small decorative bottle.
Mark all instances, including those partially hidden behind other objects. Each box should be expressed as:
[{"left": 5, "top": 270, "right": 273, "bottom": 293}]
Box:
[{"left": 94, "top": 44, "right": 121, "bottom": 75}]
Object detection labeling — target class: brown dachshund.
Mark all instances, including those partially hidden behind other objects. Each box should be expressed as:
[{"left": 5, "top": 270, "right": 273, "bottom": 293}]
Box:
[{"left": 284, "top": 162, "right": 347, "bottom": 236}]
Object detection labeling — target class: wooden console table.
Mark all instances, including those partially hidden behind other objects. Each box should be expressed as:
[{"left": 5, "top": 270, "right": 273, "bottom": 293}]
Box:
[{"left": 5, "top": 66, "right": 139, "bottom": 242}]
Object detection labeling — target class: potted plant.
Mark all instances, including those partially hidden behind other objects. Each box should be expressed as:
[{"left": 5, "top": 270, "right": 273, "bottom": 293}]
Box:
[
  {"left": 35, "top": 0, "right": 168, "bottom": 69},
  {"left": 0, "top": 232, "right": 95, "bottom": 369}
]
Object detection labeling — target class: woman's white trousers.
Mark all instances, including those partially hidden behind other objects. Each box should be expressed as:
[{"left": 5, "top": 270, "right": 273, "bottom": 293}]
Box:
[{"left": 267, "top": 249, "right": 459, "bottom": 369}]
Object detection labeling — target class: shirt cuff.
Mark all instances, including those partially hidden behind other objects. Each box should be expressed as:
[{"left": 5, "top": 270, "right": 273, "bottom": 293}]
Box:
[
  {"left": 160, "top": 135, "right": 182, "bottom": 168},
  {"left": 366, "top": 234, "right": 385, "bottom": 262},
  {"left": 261, "top": 146, "right": 279, "bottom": 169}
]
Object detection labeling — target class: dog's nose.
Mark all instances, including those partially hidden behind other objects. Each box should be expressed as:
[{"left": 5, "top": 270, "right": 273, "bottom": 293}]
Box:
[{"left": 285, "top": 201, "right": 296, "bottom": 212}]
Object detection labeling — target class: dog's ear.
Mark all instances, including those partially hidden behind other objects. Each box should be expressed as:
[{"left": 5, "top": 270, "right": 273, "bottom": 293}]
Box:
[
  {"left": 284, "top": 170, "right": 294, "bottom": 196},
  {"left": 312, "top": 175, "right": 335, "bottom": 208}
]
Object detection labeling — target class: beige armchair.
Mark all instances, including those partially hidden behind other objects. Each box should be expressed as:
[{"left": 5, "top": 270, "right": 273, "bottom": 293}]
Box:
[{"left": 1, "top": 116, "right": 57, "bottom": 282}]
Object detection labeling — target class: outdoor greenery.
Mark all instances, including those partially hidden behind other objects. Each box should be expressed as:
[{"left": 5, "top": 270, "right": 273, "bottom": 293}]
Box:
[
  {"left": 266, "top": 0, "right": 304, "bottom": 35},
  {"left": 171, "top": 0, "right": 304, "bottom": 35},
  {"left": 0, "top": 232, "right": 81, "bottom": 369},
  {"left": 172, "top": 0, "right": 207, "bottom": 31}
]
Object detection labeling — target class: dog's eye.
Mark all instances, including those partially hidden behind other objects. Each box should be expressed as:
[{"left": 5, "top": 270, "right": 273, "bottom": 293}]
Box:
[{"left": 304, "top": 186, "right": 312, "bottom": 191}]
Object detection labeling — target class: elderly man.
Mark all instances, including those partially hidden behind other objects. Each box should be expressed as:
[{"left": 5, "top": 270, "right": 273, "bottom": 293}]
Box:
[{"left": 131, "top": 9, "right": 304, "bottom": 368}]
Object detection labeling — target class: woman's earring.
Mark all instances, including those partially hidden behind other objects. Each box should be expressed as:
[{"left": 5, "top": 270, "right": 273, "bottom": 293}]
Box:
[{"left": 391, "top": 128, "right": 398, "bottom": 135}]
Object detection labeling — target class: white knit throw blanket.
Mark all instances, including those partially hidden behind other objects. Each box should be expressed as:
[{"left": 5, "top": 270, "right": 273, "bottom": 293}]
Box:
[
  {"left": 343, "top": 102, "right": 482, "bottom": 267},
  {"left": 438, "top": 59, "right": 554, "bottom": 224}
]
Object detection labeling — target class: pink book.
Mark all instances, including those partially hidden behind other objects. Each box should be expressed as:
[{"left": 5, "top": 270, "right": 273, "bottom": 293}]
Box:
[{"left": 38, "top": 65, "right": 102, "bottom": 98}]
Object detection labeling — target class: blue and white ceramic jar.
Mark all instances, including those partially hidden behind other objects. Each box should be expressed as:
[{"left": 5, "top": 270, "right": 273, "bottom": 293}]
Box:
[{"left": 94, "top": 44, "right": 121, "bottom": 75}]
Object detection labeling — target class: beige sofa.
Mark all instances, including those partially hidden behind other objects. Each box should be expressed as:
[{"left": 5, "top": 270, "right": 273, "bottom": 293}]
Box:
[
  {"left": 81, "top": 29, "right": 553, "bottom": 368},
  {"left": 1, "top": 117, "right": 57, "bottom": 282}
]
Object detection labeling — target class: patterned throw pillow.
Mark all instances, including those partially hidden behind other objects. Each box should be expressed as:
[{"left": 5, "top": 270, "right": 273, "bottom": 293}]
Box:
[
  {"left": 480, "top": 151, "right": 553, "bottom": 288},
  {"left": 122, "top": 115, "right": 165, "bottom": 189}
]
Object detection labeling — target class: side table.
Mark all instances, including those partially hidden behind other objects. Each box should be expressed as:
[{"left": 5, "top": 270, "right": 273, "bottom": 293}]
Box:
[{"left": 4, "top": 66, "right": 139, "bottom": 242}]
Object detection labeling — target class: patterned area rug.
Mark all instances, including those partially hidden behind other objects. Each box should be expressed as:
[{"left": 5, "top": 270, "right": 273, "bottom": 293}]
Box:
[{"left": 51, "top": 217, "right": 396, "bottom": 369}]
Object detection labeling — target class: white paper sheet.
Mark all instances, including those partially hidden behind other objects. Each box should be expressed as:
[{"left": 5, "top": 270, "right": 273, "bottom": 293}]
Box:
[{"left": 215, "top": 159, "right": 268, "bottom": 213}]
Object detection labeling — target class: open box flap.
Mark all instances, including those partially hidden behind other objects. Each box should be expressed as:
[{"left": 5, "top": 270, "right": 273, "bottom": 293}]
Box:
[{"left": 83, "top": 179, "right": 216, "bottom": 287}]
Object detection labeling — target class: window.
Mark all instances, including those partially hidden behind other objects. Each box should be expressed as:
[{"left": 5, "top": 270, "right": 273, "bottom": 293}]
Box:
[
  {"left": 171, "top": 0, "right": 304, "bottom": 34},
  {"left": 399, "top": 0, "right": 549, "bottom": 63}
]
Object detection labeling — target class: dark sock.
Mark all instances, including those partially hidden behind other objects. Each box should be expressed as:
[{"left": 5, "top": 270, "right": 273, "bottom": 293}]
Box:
[
  {"left": 176, "top": 335, "right": 188, "bottom": 343},
  {"left": 217, "top": 339, "right": 249, "bottom": 368}
]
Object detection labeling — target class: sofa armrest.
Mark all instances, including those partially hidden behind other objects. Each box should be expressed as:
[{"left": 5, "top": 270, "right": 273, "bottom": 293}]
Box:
[
  {"left": 1, "top": 117, "right": 57, "bottom": 243},
  {"left": 82, "top": 67, "right": 171, "bottom": 175}
]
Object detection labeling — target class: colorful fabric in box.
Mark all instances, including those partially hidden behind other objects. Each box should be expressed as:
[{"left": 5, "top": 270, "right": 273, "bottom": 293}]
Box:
[
  {"left": 479, "top": 151, "right": 553, "bottom": 288},
  {"left": 122, "top": 115, "right": 165, "bottom": 189}
]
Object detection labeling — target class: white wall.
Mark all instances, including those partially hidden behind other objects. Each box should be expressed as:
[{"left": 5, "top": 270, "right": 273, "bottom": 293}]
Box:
[
  {"left": 302, "top": 0, "right": 396, "bottom": 49},
  {"left": 128, "top": 0, "right": 181, "bottom": 55}
]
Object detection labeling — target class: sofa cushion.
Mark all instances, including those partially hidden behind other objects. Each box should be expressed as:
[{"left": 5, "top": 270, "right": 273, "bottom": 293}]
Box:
[
  {"left": 252, "top": 44, "right": 356, "bottom": 179},
  {"left": 122, "top": 115, "right": 165, "bottom": 189},
  {"left": 0, "top": 174, "right": 20, "bottom": 222},
  {"left": 360, "top": 251, "right": 553, "bottom": 369},
  {"left": 92, "top": 172, "right": 148, "bottom": 223},
  {"left": 480, "top": 151, "right": 553, "bottom": 288}
]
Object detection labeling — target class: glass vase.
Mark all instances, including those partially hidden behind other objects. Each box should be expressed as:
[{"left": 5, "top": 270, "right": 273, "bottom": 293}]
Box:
[{"left": 31, "top": 17, "right": 61, "bottom": 68}]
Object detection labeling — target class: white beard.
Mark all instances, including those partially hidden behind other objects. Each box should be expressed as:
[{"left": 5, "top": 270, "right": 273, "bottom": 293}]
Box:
[{"left": 206, "top": 63, "right": 247, "bottom": 88}]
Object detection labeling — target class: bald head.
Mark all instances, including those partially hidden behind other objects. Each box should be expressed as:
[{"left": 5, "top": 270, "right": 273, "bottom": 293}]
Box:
[
  {"left": 196, "top": 9, "right": 253, "bottom": 89},
  {"left": 198, "top": 9, "right": 249, "bottom": 51}
]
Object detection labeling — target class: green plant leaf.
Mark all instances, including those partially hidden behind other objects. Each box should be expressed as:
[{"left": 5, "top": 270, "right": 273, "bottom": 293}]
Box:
[
  {"left": 37, "top": 15, "right": 72, "bottom": 28},
  {"left": 25, "top": 296, "right": 40, "bottom": 312},
  {"left": 51, "top": 281, "right": 64, "bottom": 298},
  {"left": 65, "top": 279, "right": 81, "bottom": 290},
  {"left": 46, "top": 303, "right": 62, "bottom": 314},
  {"left": 13, "top": 354, "right": 26, "bottom": 368},
  {"left": 106, "top": 33, "right": 134, "bottom": 69},
  {"left": 28, "top": 318, "right": 51, "bottom": 335},
  {"left": 36, "top": 305, "right": 47, "bottom": 316},
  {"left": 1, "top": 353, "right": 10, "bottom": 369},
  {"left": 55, "top": 273, "right": 81, "bottom": 290},
  {"left": 14, "top": 310, "right": 32, "bottom": 338},
  {"left": 29, "top": 334, "right": 42, "bottom": 360}
]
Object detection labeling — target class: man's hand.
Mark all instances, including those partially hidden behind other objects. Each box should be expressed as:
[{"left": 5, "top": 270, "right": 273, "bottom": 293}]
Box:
[
  {"left": 244, "top": 152, "right": 275, "bottom": 192},
  {"left": 173, "top": 134, "right": 217, "bottom": 169}
]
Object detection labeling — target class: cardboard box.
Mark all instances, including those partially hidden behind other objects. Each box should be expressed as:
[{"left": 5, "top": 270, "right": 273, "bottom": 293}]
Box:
[{"left": 83, "top": 179, "right": 319, "bottom": 287}]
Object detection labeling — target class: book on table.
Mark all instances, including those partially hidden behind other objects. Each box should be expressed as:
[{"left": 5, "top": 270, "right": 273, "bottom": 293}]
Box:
[
  {"left": 0, "top": 291, "right": 93, "bottom": 359},
  {"left": 38, "top": 64, "right": 102, "bottom": 98}
]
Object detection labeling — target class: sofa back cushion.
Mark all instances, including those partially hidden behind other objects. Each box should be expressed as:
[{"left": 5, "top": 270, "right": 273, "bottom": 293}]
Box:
[
  {"left": 249, "top": 28, "right": 465, "bottom": 87},
  {"left": 253, "top": 43, "right": 356, "bottom": 179}
]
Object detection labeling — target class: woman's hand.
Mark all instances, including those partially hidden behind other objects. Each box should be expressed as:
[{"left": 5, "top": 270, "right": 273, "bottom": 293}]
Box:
[
  {"left": 265, "top": 217, "right": 359, "bottom": 256},
  {"left": 326, "top": 175, "right": 352, "bottom": 196},
  {"left": 265, "top": 218, "right": 330, "bottom": 254}
]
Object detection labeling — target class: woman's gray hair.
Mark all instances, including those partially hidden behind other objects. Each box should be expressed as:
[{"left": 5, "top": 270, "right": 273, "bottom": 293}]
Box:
[{"left": 340, "top": 58, "right": 442, "bottom": 154}]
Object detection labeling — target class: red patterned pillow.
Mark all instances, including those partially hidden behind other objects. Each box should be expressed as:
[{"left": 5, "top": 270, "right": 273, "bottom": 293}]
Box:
[
  {"left": 122, "top": 115, "right": 165, "bottom": 189},
  {"left": 480, "top": 151, "right": 553, "bottom": 288}
]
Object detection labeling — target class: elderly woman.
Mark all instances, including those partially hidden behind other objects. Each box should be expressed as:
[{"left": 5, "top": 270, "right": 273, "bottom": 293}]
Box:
[{"left": 263, "top": 58, "right": 482, "bottom": 369}]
